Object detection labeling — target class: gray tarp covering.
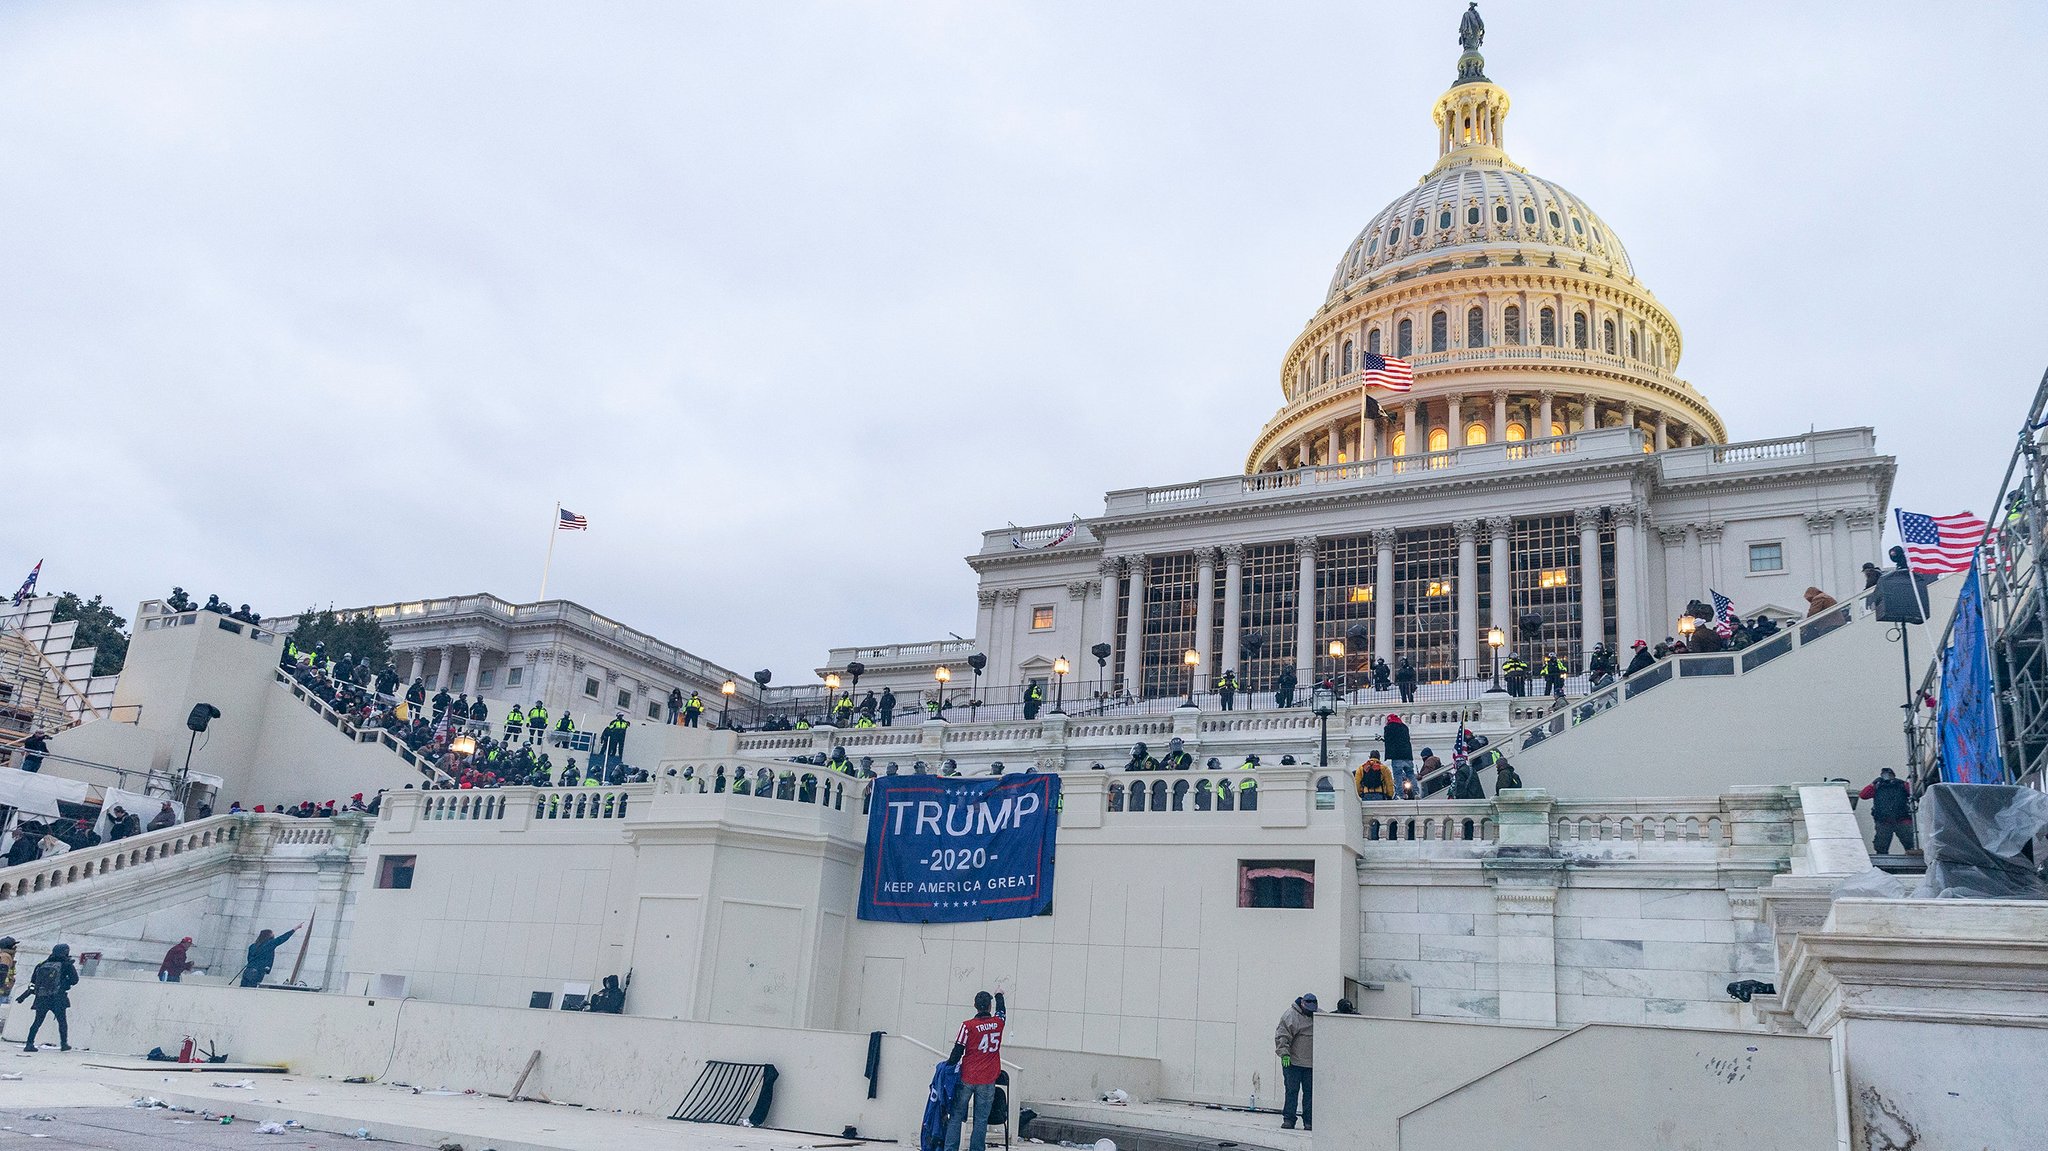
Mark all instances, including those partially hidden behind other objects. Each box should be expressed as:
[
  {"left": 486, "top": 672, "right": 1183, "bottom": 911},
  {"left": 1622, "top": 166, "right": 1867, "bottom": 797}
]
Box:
[{"left": 1913, "top": 784, "right": 2048, "bottom": 900}]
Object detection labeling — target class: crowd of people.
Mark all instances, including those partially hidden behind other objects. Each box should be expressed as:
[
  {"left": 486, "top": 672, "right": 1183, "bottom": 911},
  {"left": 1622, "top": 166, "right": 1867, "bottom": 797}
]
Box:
[{"left": 163, "top": 587, "right": 264, "bottom": 624}]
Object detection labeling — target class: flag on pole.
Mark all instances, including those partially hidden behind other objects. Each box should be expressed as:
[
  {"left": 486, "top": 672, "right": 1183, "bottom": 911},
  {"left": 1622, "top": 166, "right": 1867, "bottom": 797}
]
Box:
[
  {"left": 557, "top": 508, "right": 589, "bottom": 531},
  {"left": 1708, "top": 589, "right": 1738, "bottom": 639},
  {"left": 1359, "top": 352, "right": 1414, "bottom": 393},
  {"left": 11, "top": 560, "right": 40, "bottom": 605},
  {"left": 1895, "top": 509, "right": 1986, "bottom": 574}
]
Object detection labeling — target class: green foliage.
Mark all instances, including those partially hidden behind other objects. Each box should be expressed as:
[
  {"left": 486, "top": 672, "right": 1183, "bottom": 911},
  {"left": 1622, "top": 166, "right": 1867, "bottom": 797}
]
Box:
[
  {"left": 287, "top": 608, "right": 393, "bottom": 669},
  {"left": 50, "top": 592, "right": 130, "bottom": 677}
]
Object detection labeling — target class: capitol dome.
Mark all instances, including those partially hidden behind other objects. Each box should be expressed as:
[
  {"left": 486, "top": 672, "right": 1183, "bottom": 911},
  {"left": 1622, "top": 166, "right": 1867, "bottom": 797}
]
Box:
[{"left": 1247, "top": 19, "right": 1725, "bottom": 474}]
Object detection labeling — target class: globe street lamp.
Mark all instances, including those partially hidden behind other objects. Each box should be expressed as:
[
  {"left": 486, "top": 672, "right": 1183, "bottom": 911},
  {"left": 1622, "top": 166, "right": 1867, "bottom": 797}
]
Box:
[
  {"left": 720, "top": 679, "right": 737, "bottom": 728},
  {"left": 1051, "top": 656, "right": 1070, "bottom": 713},
  {"left": 1182, "top": 648, "right": 1201, "bottom": 707},
  {"left": 932, "top": 665, "right": 951, "bottom": 718},
  {"left": 967, "top": 653, "right": 986, "bottom": 721},
  {"left": 1311, "top": 684, "right": 1338, "bottom": 768},
  {"left": 1487, "top": 626, "right": 1506, "bottom": 692},
  {"left": 1677, "top": 615, "right": 1698, "bottom": 646},
  {"left": 824, "top": 672, "right": 841, "bottom": 726},
  {"left": 1327, "top": 639, "right": 1346, "bottom": 696}
]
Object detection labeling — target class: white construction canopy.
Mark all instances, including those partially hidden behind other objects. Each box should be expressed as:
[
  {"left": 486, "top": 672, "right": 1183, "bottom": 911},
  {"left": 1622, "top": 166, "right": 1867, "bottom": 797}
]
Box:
[{"left": 0, "top": 770, "right": 91, "bottom": 819}]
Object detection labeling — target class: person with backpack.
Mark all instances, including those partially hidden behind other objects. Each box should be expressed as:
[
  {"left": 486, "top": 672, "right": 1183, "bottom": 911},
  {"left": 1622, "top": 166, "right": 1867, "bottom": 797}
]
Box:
[
  {"left": 239, "top": 923, "right": 303, "bottom": 987},
  {"left": 17, "top": 943, "right": 79, "bottom": 1052},
  {"left": 1354, "top": 754, "right": 1392, "bottom": 801}
]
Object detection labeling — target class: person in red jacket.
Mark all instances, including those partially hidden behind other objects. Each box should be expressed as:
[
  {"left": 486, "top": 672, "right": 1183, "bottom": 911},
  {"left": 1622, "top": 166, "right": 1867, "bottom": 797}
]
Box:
[
  {"left": 942, "top": 987, "right": 1007, "bottom": 1151},
  {"left": 159, "top": 937, "right": 197, "bottom": 982}
]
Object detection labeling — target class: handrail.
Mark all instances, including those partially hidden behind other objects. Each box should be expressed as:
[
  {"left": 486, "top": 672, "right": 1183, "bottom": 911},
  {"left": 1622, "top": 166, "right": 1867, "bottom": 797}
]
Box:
[
  {"left": 271, "top": 669, "right": 454, "bottom": 785},
  {"left": 0, "top": 814, "right": 242, "bottom": 901}
]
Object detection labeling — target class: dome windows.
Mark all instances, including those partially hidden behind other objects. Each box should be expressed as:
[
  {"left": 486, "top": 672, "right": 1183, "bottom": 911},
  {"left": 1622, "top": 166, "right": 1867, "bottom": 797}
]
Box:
[
  {"left": 1602, "top": 319, "right": 1617, "bottom": 355},
  {"left": 1387, "top": 226, "right": 1401, "bottom": 249},
  {"left": 1465, "top": 422, "right": 1488, "bottom": 446},
  {"left": 1428, "top": 428, "right": 1449, "bottom": 452},
  {"left": 1628, "top": 328, "right": 1639, "bottom": 360},
  {"left": 1539, "top": 306, "right": 1557, "bottom": 346},
  {"left": 1503, "top": 304, "right": 1523, "bottom": 346},
  {"left": 1341, "top": 339, "right": 1354, "bottom": 375},
  {"left": 1438, "top": 209, "right": 1453, "bottom": 230},
  {"left": 1320, "top": 352, "right": 1331, "bottom": 383},
  {"left": 1367, "top": 235, "right": 1379, "bottom": 256},
  {"left": 1390, "top": 432, "right": 1408, "bottom": 456},
  {"left": 1573, "top": 312, "right": 1588, "bottom": 349},
  {"left": 1571, "top": 217, "right": 1585, "bottom": 235},
  {"left": 1467, "top": 204, "right": 1480, "bottom": 225},
  {"left": 1411, "top": 217, "right": 1426, "bottom": 237},
  {"left": 1505, "top": 423, "right": 1527, "bottom": 442},
  {"left": 1467, "top": 307, "right": 1486, "bottom": 349},
  {"left": 1397, "top": 319, "right": 1414, "bottom": 357},
  {"left": 1430, "top": 311, "right": 1448, "bottom": 353},
  {"left": 1368, "top": 328, "right": 1382, "bottom": 355},
  {"left": 1522, "top": 204, "right": 1537, "bottom": 226},
  {"left": 1494, "top": 203, "right": 1509, "bottom": 224},
  {"left": 1547, "top": 208, "right": 1562, "bottom": 229}
]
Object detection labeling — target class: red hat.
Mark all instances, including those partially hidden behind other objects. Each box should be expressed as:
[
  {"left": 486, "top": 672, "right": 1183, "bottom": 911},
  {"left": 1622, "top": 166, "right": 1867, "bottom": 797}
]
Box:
[
  {"left": 351, "top": 793, "right": 365, "bottom": 801},
  {"left": 1632, "top": 639, "right": 1648, "bottom": 649},
  {"left": 1385, "top": 714, "right": 1401, "bottom": 724}
]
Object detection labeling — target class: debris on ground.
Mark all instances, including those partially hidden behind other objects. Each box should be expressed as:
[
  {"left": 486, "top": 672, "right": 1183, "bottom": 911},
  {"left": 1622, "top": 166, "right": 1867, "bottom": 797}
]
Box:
[{"left": 256, "top": 1122, "right": 288, "bottom": 1134}]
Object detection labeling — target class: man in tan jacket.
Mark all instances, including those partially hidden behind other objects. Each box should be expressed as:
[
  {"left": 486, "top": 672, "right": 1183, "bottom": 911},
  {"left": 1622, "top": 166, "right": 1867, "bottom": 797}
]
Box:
[{"left": 1275, "top": 992, "right": 1317, "bottom": 1130}]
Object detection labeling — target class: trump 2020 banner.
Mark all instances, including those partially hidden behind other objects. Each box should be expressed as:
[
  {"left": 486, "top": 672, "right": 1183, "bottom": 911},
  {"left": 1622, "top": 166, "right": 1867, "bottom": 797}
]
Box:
[{"left": 857, "top": 773, "right": 1060, "bottom": 923}]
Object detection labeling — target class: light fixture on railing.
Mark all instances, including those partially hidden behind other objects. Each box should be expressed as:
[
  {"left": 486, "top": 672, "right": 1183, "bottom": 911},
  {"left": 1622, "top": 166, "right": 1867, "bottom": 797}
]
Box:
[
  {"left": 1052, "top": 656, "right": 1070, "bottom": 713},
  {"left": 450, "top": 733, "right": 477, "bottom": 758},
  {"left": 720, "top": 679, "right": 736, "bottom": 728},
  {"left": 1486, "top": 626, "right": 1506, "bottom": 692},
  {"left": 1677, "top": 615, "right": 1698, "bottom": 640},
  {"left": 932, "top": 665, "right": 952, "bottom": 718},
  {"left": 1182, "top": 648, "right": 1201, "bottom": 707}
]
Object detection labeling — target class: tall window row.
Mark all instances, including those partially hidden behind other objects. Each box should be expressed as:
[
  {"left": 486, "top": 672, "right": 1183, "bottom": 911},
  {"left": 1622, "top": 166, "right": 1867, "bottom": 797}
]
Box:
[
  {"left": 1291, "top": 300, "right": 1675, "bottom": 400},
  {"left": 1392, "top": 527, "right": 1459, "bottom": 680},
  {"left": 1139, "top": 554, "right": 1201, "bottom": 699},
  {"left": 1235, "top": 544, "right": 1299, "bottom": 691},
  {"left": 1314, "top": 535, "right": 1377, "bottom": 684}
]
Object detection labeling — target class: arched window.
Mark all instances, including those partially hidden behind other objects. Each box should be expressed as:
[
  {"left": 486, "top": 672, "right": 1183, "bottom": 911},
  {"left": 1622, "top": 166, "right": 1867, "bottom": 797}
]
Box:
[
  {"left": 1573, "top": 312, "right": 1588, "bottom": 349},
  {"left": 1494, "top": 203, "right": 1508, "bottom": 224},
  {"left": 1368, "top": 328, "right": 1382, "bottom": 355},
  {"left": 1430, "top": 311, "right": 1448, "bottom": 352},
  {"left": 1539, "top": 307, "right": 1557, "bottom": 346},
  {"left": 1411, "top": 217, "right": 1425, "bottom": 237},
  {"left": 1465, "top": 422, "right": 1488, "bottom": 445},
  {"left": 1397, "top": 319, "right": 1413, "bottom": 357},
  {"left": 1438, "top": 208, "right": 1453, "bottom": 230},
  {"left": 1602, "top": 319, "right": 1616, "bottom": 354},
  {"left": 1466, "top": 204, "right": 1480, "bottom": 225},
  {"left": 1505, "top": 422, "right": 1527, "bottom": 442},
  {"left": 1319, "top": 353, "right": 1330, "bottom": 383},
  {"left": 1387, "top": 226, "right": 1400, "bottom": 248},
  {"left": 1428, "top": 427, "right": 1449, "bottom": 452},
  {"left": 1522, "top": 204, "right": 1537, "bottom": 226},
  {"left": 1467, "top": 307, "right": 1486, "bottom": 348},
  {"left": 1341, "top": 339, "right": 1354, "bottom": 375},
  {"left": 1628, "top": 328, "right": 1639, "bottom": 359},
  {"left": 1550, "top": 422, "right": 1566, "bottom": 437},
  {"left": 1390, "top": 431, "right": 1407, "bottom": 455},
  {"left": 1503, "top": 304, "right": 1522, "bottom": 346}
]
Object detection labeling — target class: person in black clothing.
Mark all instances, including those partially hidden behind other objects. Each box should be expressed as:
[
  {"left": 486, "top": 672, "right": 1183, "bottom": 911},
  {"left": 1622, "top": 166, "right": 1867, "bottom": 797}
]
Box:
[
  {"left": 1274, "top": 666, "right": 1298, "bottom": 709},
  {"left": 1393, "top": 658, "right": 1417, "bottom": 703},
  {"left": 1382, "top": 714, "right": 1416, "bottom": 797},
  {"left": 1217, "top": 670, "right": 1239, "bottom": 711},
  {"left": 1860, "top": 768, "right": 1916, "bottom": 854},
  {"left": 106, "top": 806, "right": 142, "bottom": 841},
  {"left": 240, "top": 924, "right": 302, "bottom": 987},
  {"left": 879, "top": 687, "right": 897, "bottom": 727},
  {"left": 1493, "top": 757, "right": 1523, "bottom": 793},
  {"left": 1371, "top": 659, "right": 1391, "bottom": 694},
  {"left": 469, "top": 698, "right": 488, "bottom": 726},
  {"left": 586, "top": 974, "right": 627, "bottom": 1013},
  {"left": 1624, "top": 640, "right": 1655, "bottom": 677},
  {"left": 1448, "top": 760, "right": 1486, "bottom": 799},
  {"left": 5, "top": 824, "right": 43, "bottom": 866},
  {"left": 406, "top": 679, "right": 427, "bottom": 708},
  {"left": 1159, "top": 738, "right": 1194, "bottom": 770},
  {"left": 431, "top": 688, "right": 452, "bottom": 719},
  {"left": 19, "top": 943, "right": 79, "bottom": 1052},
  {"left": 19, "top": 730, "right": 47, "bottom": 773}
]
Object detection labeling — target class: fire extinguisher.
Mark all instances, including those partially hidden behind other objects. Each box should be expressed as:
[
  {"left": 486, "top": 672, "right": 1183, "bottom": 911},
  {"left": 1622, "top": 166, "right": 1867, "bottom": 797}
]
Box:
[{"left": 179, "top": 1036, "right": 197, "bottom": 1063}]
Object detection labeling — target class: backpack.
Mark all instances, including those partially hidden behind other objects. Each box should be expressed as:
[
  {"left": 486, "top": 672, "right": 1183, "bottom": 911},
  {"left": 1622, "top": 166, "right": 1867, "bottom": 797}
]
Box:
[
  {"left": 29, "top": 959, "right": 63, "bottom": 999},
  {"left": 1362, "top": 765, "right": 1385, "bottom": 789}
]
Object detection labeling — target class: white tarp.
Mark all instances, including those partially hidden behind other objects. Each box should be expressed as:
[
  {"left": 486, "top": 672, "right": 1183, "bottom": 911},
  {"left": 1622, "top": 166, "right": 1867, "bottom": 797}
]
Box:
[
  {"left": 96, "top": 786, "right": 180, "bottom": 840},
  {"left": 0, "top": 770, "right": 91, "bottom": 819}
]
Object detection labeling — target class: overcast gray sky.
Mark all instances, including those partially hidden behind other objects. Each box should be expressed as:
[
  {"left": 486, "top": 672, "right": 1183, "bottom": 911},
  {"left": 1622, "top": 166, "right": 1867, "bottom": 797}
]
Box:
[{"left": 4, "top": 1, "right": 2041, "bottom": 681}]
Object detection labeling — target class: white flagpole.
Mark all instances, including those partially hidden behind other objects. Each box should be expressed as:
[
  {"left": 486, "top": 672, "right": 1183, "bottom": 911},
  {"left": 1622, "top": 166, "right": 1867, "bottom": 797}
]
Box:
[
  {"left": 539, "top": 502, "right": 560, "bottom": 601},
  {"left": 1358, "top": 380, "right": 1369, "bottom": 466}
]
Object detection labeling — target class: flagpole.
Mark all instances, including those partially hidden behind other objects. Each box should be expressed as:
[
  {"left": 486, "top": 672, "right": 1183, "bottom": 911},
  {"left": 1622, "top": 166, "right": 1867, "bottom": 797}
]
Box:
[{"left": 539, "top": 503, "right": 560, "bottom": 602}]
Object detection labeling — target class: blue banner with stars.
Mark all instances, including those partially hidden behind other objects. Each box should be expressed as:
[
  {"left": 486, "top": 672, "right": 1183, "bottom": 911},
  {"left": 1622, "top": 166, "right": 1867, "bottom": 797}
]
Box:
[{"left": 858, "top": 773, "right": 1060, "bottom": 923}]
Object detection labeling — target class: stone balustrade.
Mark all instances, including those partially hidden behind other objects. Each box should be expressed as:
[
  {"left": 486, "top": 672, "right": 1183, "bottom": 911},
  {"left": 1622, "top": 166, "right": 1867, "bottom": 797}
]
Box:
[
  {"left": 1359, "top": 788, "right": 1788, "bottom": 859},
  {"left": 0, "top": 815, "right": 243, "bottom": 901}
]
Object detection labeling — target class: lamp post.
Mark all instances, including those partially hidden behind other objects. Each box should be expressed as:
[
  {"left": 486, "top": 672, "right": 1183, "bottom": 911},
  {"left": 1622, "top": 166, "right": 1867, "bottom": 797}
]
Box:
[
  {"left": 824, "top": 672, "right": 841, "bottom": 726},
  {"left": 1677, "top": 615, "right": 1698, "bottom": 648},
  {"left": 1327, "top": 639, "right": 1346, "bottom": 697},
  {"left": 1182, "top": 648, "right": 1200, "bottom": 707},
  {"left": 1487, "top": 626, "right": 1506, "bottom": 692},
  {"left": 752, "top": 669, "right": 772, "bottom": 725},
  {"left": 1312, "top": 684, "right": 1337, "bottom": 768},
  {"left": 967, "top": 653, "right": 986, "bottom": 721},
  {"left": 720, "top": 679, "right": 736, "bottom": 728},
  {"left": 1052, "top": 656, "right": 1069, "bottom": 714},
  {"left": 1090, "top": 642, "right": 1113, "bottom": 708},
  {"left": 932, "top": 665, "right": 951, "bottom": 718}
]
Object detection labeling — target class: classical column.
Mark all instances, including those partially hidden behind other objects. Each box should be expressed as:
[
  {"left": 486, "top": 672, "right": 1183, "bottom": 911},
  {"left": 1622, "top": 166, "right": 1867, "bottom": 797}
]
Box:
[
  {"left": 1697, "top": 522, "right": 1726, "bottom": 596},
  {"left": 1576, "top": 507, "right": 1605, "bottom": 661},
  {"left": 1805, "top": 512, "right": 1837, "bottom": 597},
  {"left": 1830, "top": 510, "right": 1857, "bottom": 596},
  {"left": 995, "top": 589, "right": 1022, "bottom": 689},
  {"left": 1492, "top": 389, "right": 1510, "bottom": 442},
  {"left": 1455, "top": 520, "right": 1479, "bottom": 679},
  {"left": 1293, "top": 536, "right": 1319, "bottom": 686},
  {"left": 1096, "top": 559, "right": 1120, "bottom": 695},
  {"left": 398, "top": 649, "right": 416, "bottom": 684},
  {"left": 1374, "top": 529, "right": 1397, "bottom": 665},
  {"left": 1657, "top": 524, "right": 1688, "bottom": 636},
  {"left": 435, "top": 645, "right": 455, "bottom": 691},
  {"left": 1487, "top": 516, "right": 1513, "bottom": 640},
  {"left": 463, "top": 647, "right": 483, "bottom": 697},
  {"left": 1655, "top": 413, "right": 1669, "bottom": 451},
  {"left": 1193, "top": 549, "right": 1217, "bottom": 694},
  {"left": 1680, "top": 524, "right": 1704, "bottom": 610},
  {"left": 1220, "top": 544, "right": 1244, "bottom": 680},
  {"left": 1403, "top": 403, "right": 1418, "bottom": 455},
  {"left": 1582, "top": 393, "right": 1598, "bottom": 432},
  {"left": 1121, "top": 555, "right": 1147, "bottom": 697},
  {"left": 1845, "top": 509, "right": 1879, "bottom": 580},
  {"left": 1325, "top": 424, "right": 1340, "bottom": 467},
  {"left": 1361, "top": 415, "right": 1378, "bottom": 461},
  {"left": 1447, "top": 393, "right": 1464, "bottom": 446},
  {"left": 1620, "top": 404, "right": 1638, "bottom": 446},
  {"left": 1612, "top": 504, "right": 1642, "bottom": 647},
  {"left": 1296, "top": 434, "right": 1313, "bottom": 467},
  {"left": 1538, "top": 390, "right": 1554, "bottom": 439},
  {"left": 1066, "top": 581, "right": 1093, "bottom": 701},
  {"left": 976, "top": 589, "right": 998, "bottom": 656}
]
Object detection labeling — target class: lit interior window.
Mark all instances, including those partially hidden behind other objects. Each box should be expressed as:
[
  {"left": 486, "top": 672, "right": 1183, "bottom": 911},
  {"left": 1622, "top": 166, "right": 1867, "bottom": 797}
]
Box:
[
  {"left": 1428, "top": 428, "right": 1449, "bottom": 452},
  {"left": 1506, "top": 423, "right": 1527, "bottom": 442},
  {"left": 1031, "top": 606, "right": 1055, "bottom": 630},
  {"left": 1537, "top": 569, "right": 1570, "bottom": 589},
  {"left": 1349, "top": 587, "right": 1374, "bottom": 604},
  {"left": 1465, "top": 423, "right": 1488, "bottom": 445},
  {"left": 1390, "top": 432, "right": 1408, "bottom": 455},
  {"left": 1550, "top": 422, "right": 1566, "bottom": 437},
  {"left": 1426, "top": 580, "right": 1454, "bottom": 597}
]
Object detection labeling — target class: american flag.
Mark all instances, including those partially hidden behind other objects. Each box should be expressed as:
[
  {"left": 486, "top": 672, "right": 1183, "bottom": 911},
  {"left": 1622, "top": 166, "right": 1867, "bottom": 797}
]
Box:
[
  {"left": 557, "top": 509, "right": 589, "bottom": 531},
  {"left": 1896, "top": 509, "right": 1985, "bottom": 574},
  {"left": 1359, "top": 352, "right": 1414, "bottom": 393},
  {"left": 1709, "top": 588, "right": 1737, "bottom": 639},
  {"left": 11, "top": 560, "right": 40, "bottom": 606}
]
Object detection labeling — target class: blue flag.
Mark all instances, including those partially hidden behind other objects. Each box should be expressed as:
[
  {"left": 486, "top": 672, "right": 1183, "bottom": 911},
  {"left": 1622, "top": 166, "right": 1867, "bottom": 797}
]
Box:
[
  {"left": 858, "top": 773, "right": 1060, "bottom": 923},
  {"left": 1938, "top": 567, "right": 2004, "bottom": 784}
]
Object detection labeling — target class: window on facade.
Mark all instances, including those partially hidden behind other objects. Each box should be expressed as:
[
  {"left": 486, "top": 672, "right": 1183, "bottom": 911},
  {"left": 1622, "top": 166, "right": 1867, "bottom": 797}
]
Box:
[
  {"left": 451, "top": 673, "right": 466, "bottom": 692},
  {"left": 1548, "top": 209, "right": 1562, "bottom": 229},
  {"left": 616, "top": 689, "right": 631, "bottom": 709},
  {"left": 1522, "top": 204, "right": 1537, "bottom": 225},
  {"left": 1467, "top": 204, "right": 1480, "bottom": 225},
  {"left": 1494, "top": 203, "right": 1509, "bottom": 223},
  {"left": 584, "top": 677, "right": 600, "bottom": 698},
  {"left": 1240, "top": 860, "right": 1315, "bottom": 909},
  {"left": 1341, "top": 340, "right": 1354, "bottom": 375},
  {"left": 1539, "top": 307, "right": 1557, "bottom": 346},
  {"left": 1511, "top": 515, "right": 1615, "bottom": 670},
  {"left": 1428, "top": 428, "right": 1449, "bottom": 452},
  {"left": 1319, "top": 353, "right": 1329, "bottom": 384},
  {"left": 1551, "top": 422, "right": 1566, "bottom": 438},
  {"left": 507, "top": 667, "right": 523, "bottom": 687},
  {"left": 1572, "top": 217, "right": 1584, "bottom": 235},
  {"left": 1368, "top": 235, "right": 1378, "bottom": 256},
  {"left": 1506, "top": 422, "right": 1527, "bottom": 442},
  {"left": 479, "top": 669, "right": 495, "bottom": 688},
  {"left": 1467, "top": 307, "right": 1485, "bottom": 348},
  {"left": 1368, "top": 328, "right": 1382, "bottom": 355},
  {"left": 377, "top": 855, "right": 416, "bottom": 890},
  {"left": 1573, "top": 312, "right": 1588, "bottom": 349},
  {"left": 1394, "top": 526, "right": 1459, "bottom": 677},
  {"left": 1031, "top": 605, "right": 1055, "bottom": 630},
  {"left": 1430, "top": 311, "right": 1448, "bottom": 352},
  {"left": 1602, "top": 319, "right": 1616, "bottom": 354},
  {"left": 1465, "top": 422, "right": 1488, "bottom": 445},
  {"left": 1390, "top": 432, "right": 1407, "bottom": 455},
  {"left": 1628, "top": 329, "right": 1639, "bottom": 359},
  {"left": 1438, "top": 209, "right": 1452, "bottom": 230},
  {"left": 1503, "top": 304, "right": 1522, "bottom": 346},
  {"left": 1411, "top": 217, "right": 1425, "bottom": 237},
  {"left": 1139, "top": 554, "right": 1203, "bottom": 699},
  {"left": 1749, "top": 543, "right": 1785, "bottom": 573},
  {"left": 1397, "top": 319, "right": 1413, "bottom": 357},
  {"left": 1316, "top": 536, "right": 1375, "bottom": 682},
  {"left": 647, "top": 702, "right": 660, "bottom": 719},
  {"left": 1229, "top": 544, "right": 1298, "bottom": 696},
  {"left": 1387, "top": 226, "right": 1400, "bottom": 248}
]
